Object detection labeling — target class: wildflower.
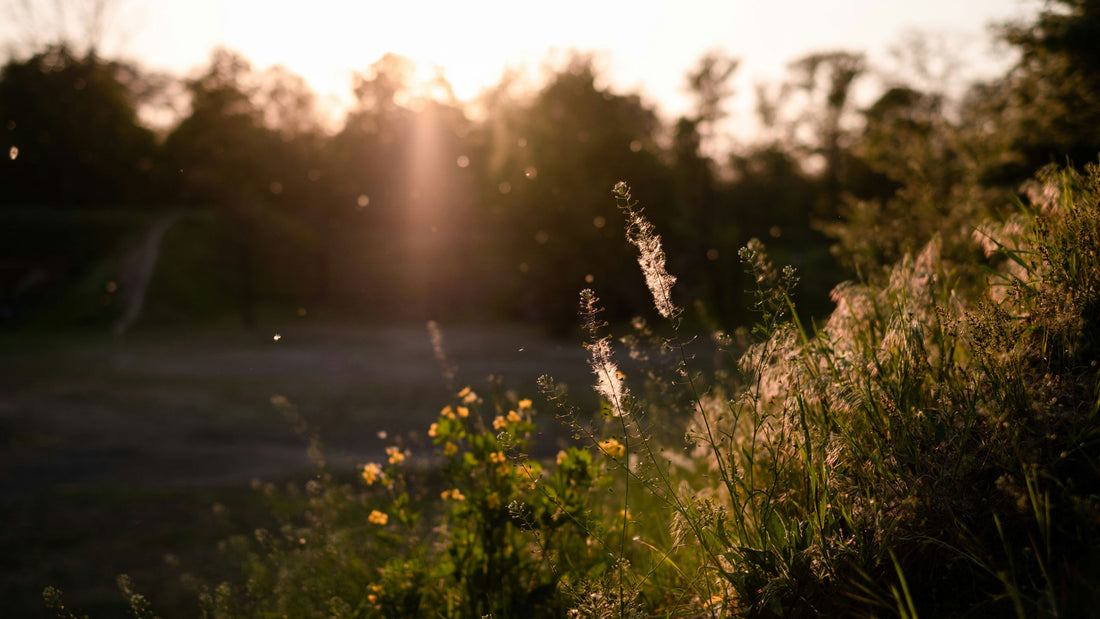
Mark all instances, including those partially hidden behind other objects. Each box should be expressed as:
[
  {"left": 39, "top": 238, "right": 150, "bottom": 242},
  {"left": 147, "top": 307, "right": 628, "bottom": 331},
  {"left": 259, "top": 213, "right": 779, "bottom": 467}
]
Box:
[
  {"left": 441, "top": 406, "right": 456, "bottom": 420},
  {"left": 428, "top": 422, "right": 439, "bottom": 438},
  {"left": 519, "top": 462, "right": 540, "bottom": 489},
  {"left": 518, "top": 398, "right": 533, "bottom": 411},
  {"left": 599, "top": 438, "right": 625, "bottom": 458},
  {"left": 493, "top": 415, "right": 508, "bottom": 430},
  {"left": 489, "top": 451, "right": 507, "bottom": 464},
  {"left": 456, "top": 406, "right": 470, "bottom": 418},
  {"left": 556, "top": 450, "right": 569, "bottom": 465},
  {"left": 441, "top": 488, "right": 466, "bottom": 501},
  {"left": 368, "top": 510, "right": 388, "bottom": 525},
  {"left": 386, "top": 446, "right": 406, "bottom": 465},
  {"left": 367, "top": 594, "right": 378, "bottom": 605},
  {"left": 507, "top": 409, "right": 522, "bottom": 423},
  {"left": 444, "top": 441, "right": 458, "bottom": 456},
  {"left": 458, "top": 387, "right": 479, "bottom": 404},
  {"left": 362, "top": 462, "right": 383, "bottom": 485}
]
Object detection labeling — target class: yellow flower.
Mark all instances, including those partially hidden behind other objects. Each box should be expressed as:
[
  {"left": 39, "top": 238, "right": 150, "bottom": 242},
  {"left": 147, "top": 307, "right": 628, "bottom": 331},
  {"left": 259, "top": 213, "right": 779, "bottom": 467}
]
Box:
[
  {"left": 362, "top": 462, "right": 383, "bottom": 485},
  {"left": 556, "top": 450, "right": 569, "bottom": 465},
  {"left": 519, "top": 462, "right": 540, "bottom": 489},
  {"left": 440, "top": 405, "right": 456, "bottom": 420},
  {"left": 443, "top": 441, "right": 458, "bottom": 456},
  {"left": 368, "top": 510, "right": 388, "bottom": 525},
  {"left": 489, "top": 451, "right": 507, "bottom": 464},
  {"left": 518, "top": 398, "right": 533, "bottom": 411},
  {"left": 457, "top": 386, "right": 472, "bottom": 399},
  {"left": 441, "top": 488, "right": 466, "bottom": 501},
  {"left": 599, "top": 438, "right": 625, "bottom": 458},
  {"left": 456, "top": 406, "right": 470, "bottom": 418},
  {"left": 460, "top": 387, "right": 479, "bottom": 404},
  {"left": 367, "top": 594, "right": 378, "bottom": 605},
  {"left": 496, "top": 463, "right": 511, "bottom": 477},
  {"left": 428, "top": 422, "right": 439, "bottom": 438},
  {"left": 507, "top": 409, "right": 522, "bottom": 423},
  {"left": 492, "top": 415, "right": 508, "bottom": 430},
  {"left": 386, "top": 446, "right": 406, "bottom": 465}
]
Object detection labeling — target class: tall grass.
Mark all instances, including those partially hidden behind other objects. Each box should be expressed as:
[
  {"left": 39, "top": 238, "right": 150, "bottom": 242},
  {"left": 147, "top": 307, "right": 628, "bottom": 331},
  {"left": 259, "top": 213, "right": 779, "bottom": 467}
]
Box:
[{"left": 49, "top": 164, "right": 1100, "bottom": 617}]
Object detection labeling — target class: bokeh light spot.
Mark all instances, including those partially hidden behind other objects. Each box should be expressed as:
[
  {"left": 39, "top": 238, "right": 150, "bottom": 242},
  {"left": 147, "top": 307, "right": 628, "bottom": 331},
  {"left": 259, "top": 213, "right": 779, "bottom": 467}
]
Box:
[
  {"left": 357, "top": 194, "right": 370, "bottom": 208},
  {"left": 593, "top": 216, "right": 606, "bottom": 229},
  {"left": 498, "top": 181, "right": 512, "bottom": 194},
  {"left": 456, "top": 155, "right": 470, "bottom": 168}
]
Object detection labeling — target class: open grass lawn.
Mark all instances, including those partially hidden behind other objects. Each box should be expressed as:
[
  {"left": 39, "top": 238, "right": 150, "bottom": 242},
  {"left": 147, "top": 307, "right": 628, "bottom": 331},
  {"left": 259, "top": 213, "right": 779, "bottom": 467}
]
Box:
[{"left": 0, "top": 323, "right": 591, "bottom": 617}]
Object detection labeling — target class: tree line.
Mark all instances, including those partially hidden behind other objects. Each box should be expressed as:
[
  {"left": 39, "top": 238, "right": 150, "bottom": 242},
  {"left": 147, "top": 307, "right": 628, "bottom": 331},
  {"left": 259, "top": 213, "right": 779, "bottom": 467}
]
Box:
[{"left": 1, "top": 0, "right": 1097, "bottom": 333}]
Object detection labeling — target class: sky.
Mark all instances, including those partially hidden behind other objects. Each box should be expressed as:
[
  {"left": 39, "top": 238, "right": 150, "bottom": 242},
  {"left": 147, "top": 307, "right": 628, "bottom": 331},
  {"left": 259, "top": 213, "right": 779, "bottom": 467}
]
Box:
[{"left": 3, "top": 0, "right": 1042, "bottom": 135}]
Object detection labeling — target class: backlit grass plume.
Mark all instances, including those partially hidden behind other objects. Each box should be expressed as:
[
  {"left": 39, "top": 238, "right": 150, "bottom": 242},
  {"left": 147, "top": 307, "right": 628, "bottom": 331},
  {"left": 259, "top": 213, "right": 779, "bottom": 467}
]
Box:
[{"left": 614, "top": 181, "right": 679, "bottom": 320}]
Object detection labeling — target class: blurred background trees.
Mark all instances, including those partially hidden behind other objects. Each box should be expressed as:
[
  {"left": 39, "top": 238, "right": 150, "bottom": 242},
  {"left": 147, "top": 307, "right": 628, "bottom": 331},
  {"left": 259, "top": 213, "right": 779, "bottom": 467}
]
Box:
[{"left": 1, "top": 1, "right": 1097, "bottom": 334}]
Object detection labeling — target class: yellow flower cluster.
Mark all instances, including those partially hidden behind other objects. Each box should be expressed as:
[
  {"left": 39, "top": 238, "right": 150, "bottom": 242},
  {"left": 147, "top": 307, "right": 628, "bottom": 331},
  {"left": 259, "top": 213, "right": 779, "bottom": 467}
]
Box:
[
  {"left": 441, "top": 406, "right": 455, "bottom": 420},
  {"left": 489, "top": 451, "right": 507, "bottom": 464},
  {"left": 368, "top": 584, "right": 383, "bottom": 605},
  {"left": 362, "top": 462, "right": 383, "bottom": 485},
  {"left": 518, "top": 398, "right": 534, "bottom": 411},
  {"left": 492, "top": 415, "right": 508, "bottom": 430},
  {"left": 506, "top": 409, "right": 522, "bottom": 423},
  {"left": 456, "top": 406, "right": 470, "bottom": 418},
  {"left": 368, "top": 510, "right": 388, "bottom": 525},
  {"left": 443, "top": 441, "right": 458, "bottom": 456},
  {"left": 441, "top": 488, "right": 466, "bottom": 501},
  {"left": 458, "top": 386, "right": 479, "bottom": 404},
  {"left": 386, "top": 446, "right": 406, "bottom": 465},
  {"left": 599, "top": 438, "right": 625, "bottom": 458},
  {"left": 428, "top": 422, "right": 438, "bottom": 437}
]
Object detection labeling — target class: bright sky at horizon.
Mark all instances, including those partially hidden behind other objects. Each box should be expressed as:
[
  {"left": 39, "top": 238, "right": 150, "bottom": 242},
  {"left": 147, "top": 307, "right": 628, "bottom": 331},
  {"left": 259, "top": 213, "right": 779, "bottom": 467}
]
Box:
[{"left": 2, "top": 0, "right": 1042, "bottom": 135}]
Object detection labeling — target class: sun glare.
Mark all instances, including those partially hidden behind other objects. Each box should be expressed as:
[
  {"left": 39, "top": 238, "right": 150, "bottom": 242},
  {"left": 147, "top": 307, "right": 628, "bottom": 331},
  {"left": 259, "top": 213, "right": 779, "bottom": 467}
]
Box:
[{"left": 218, "top": 1, "right": 541, "bottom": 107}]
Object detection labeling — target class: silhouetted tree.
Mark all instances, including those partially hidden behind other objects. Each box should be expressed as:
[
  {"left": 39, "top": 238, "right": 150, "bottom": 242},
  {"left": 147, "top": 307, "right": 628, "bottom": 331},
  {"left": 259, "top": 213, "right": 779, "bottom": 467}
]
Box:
[
  {"left": 978, "top": 0, "right": 1100, "bottom": 183},
  {"left": 480, "top": 56, "right": 673, "bottom": 331},
  {"left": 163, "top": 48, "right": 281, "bottom": 326},
  {"left": 0, "top": 45, "right": 157, "bottom": 207}
]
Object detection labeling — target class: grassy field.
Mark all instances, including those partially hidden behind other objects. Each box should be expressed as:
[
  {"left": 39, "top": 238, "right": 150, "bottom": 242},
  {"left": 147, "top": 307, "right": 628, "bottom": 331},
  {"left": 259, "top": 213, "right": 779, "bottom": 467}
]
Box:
[{"left": 0, "top": 322, "right": 593, "bottom": 617}]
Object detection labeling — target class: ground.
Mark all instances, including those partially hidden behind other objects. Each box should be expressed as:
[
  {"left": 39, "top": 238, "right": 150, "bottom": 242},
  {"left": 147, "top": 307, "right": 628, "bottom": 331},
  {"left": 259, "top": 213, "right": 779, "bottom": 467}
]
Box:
[{"left": 0, "top": 322, "right": 592, "bottom": 617}]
